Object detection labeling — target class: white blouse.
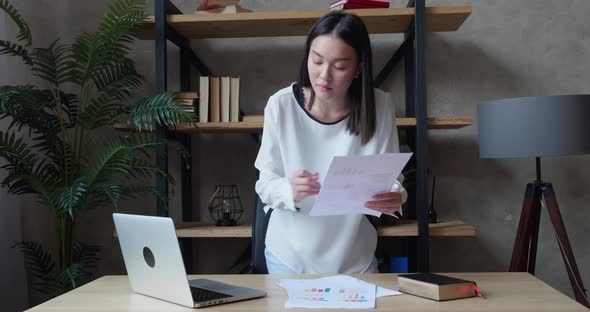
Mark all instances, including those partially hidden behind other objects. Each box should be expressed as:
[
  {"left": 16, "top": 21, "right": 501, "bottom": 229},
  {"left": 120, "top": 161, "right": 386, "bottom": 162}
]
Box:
[{"left": 254, "top": 83, "right": 406, "bottom": 274}]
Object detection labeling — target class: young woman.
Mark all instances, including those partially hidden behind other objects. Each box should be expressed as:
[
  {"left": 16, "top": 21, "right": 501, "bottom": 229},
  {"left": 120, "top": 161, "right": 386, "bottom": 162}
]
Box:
[{"left": 254, "top": 11, "right": 407, "bottom": 274}]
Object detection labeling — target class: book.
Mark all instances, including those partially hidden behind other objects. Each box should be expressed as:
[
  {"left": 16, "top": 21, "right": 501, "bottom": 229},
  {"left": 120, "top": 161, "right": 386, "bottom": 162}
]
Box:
[
  {"left": 229, "top": 77, "right": 240, "bottom": 122},
  {"left": 175, "top": 92, "right": 198, "bottom": 115},
  {"left": 198, "top": 76, "right": 209, "bottom": 123},
  {"left": 196, "top": 4, "right": 252, "bottom": 13},
  {"left": 242, "top": 115, "right": 263, "bottom": 123},
  {"left": 220, "top": 76, "right": 230, "bottom": 122},
  {"left": 330, "top": 0, "right": 390, "bottom": 8},
  {"left": 206, "top": 0, "right": 240, "bottom": 6},
  {"left": 397, "top": 273, "right": 479, "bottom": 301},
  {"left": 330, "top": 3, "right": 388, "bottom": 11},
  {"left": 197, "top": 0, "right": 240, "bottom": 11},
  {"left": 209, "top": 77, "right": 220, "bottom": 122}
]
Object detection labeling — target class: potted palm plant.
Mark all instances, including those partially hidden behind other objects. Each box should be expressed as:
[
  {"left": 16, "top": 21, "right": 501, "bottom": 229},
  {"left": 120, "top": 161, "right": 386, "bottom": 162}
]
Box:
[{"left": 0, "top": 0, "right": 195, "bottom": 298}]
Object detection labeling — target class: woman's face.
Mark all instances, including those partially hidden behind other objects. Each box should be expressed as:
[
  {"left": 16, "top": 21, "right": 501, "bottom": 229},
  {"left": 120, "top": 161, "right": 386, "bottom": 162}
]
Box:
[{"left": 307, "top": 34, "right": 359, "bottom": 103}]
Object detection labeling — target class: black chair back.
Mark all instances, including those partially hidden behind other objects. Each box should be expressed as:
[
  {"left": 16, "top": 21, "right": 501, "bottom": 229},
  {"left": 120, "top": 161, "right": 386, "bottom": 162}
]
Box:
[{"left": 251, "top": 194, "right": 272, "bottom": 274}]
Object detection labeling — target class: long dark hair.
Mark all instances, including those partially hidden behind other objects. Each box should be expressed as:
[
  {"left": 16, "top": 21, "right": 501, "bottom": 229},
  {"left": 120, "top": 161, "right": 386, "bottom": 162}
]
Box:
[{"left": 298, "top": 11, "right": 376, "bottom": 144}]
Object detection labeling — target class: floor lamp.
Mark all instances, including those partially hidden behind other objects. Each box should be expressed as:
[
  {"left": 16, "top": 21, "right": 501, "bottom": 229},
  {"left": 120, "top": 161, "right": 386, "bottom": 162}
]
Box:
[{"left": 478, "top": 95, "right": 590, "bottom": 308}]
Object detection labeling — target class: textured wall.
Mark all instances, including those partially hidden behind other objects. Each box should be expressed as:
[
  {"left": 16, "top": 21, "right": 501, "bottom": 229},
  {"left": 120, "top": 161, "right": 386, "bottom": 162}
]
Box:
[{"left": 1, "top": 0, "right": 589, "bottom": 309}]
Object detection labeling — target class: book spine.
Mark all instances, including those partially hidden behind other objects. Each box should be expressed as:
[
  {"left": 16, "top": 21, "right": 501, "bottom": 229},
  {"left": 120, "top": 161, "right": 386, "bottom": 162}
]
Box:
[
  {"left": 209, "top": 77, "right": 220, "bottom": 122},
  {"left": 199, "top": 76, "right": 209, "bottom": 123},
  {"left": 220, "top": 76, "right": 230, "bottom": 122},
  {"left": 230, "top": 77, "right": 240, "bottom": 122}
]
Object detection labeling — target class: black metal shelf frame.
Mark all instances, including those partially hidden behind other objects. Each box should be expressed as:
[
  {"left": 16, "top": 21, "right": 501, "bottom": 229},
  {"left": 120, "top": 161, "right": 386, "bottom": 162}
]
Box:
[{"left": 152, "top": 0, "right": 430, "bottom": 273}]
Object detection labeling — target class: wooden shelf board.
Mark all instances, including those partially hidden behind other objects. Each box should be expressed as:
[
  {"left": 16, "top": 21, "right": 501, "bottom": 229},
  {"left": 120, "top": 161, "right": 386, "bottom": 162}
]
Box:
[
  {"left": 114, "top": 116, "right": 473, "bottom": 134},
  {"left": 396, "top": 117, "right": 474, "bottom": 129},
  {"left": 174, "top": 219, "right": 475, "bottom": 238},
  {"left": 136, "top": 6, "right": 472, "bottom": 39}
]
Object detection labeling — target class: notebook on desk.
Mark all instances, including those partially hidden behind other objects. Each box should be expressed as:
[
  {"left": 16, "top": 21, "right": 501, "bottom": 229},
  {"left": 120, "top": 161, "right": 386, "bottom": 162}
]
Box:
[{"left": 113, "top": 213, "right": 266, "bottom": 308}]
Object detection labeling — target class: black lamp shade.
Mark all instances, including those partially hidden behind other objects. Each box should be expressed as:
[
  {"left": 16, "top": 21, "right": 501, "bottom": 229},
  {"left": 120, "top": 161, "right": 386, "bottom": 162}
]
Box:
[{"left": 478, "top": 95, "right": 590, "bottom": 158}]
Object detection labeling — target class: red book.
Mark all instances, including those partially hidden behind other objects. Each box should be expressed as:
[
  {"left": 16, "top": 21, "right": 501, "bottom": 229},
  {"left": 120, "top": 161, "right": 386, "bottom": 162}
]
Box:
[
  {"left": 330, "top": 3, "right": 386, "bottom": 10},
  {"left": 330, "top": 0, "right": 390, "bottom": 8}
]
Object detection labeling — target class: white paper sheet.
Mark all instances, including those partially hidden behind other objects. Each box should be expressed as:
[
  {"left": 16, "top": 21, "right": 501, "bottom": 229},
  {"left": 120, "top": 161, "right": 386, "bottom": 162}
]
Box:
[
  {"left": 278, "top": 275, "right": 402, "bottom": 309},
  {"left": 310, "top": 153, "right": 412, "bottom": 217}
]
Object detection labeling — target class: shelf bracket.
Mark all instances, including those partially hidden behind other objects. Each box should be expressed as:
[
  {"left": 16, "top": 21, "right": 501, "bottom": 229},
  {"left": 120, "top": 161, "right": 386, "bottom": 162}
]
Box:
[
  {"left": 375, "top": 32, "right": 414, "bottom": 88},
  {"left": 165, "top": 0, "right": 183, "bottom": 15},
  {"left": 166, "top": 26, "right": 213, "bottom": 76}
]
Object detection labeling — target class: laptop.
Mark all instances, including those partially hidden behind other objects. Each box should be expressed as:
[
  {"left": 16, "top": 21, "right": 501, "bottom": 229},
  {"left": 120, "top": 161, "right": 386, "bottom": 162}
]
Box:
[{"left": 113, "top": 213, "right": 266, "bottom": 308}]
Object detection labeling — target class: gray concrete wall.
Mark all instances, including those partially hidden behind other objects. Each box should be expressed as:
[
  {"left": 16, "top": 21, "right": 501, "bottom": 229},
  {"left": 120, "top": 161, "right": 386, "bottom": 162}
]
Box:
[{"left": 1, "top": 0, "right": 589, "bottom": 309}]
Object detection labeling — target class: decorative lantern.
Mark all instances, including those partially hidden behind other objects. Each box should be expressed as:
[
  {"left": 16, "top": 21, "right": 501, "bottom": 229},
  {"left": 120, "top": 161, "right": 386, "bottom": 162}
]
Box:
[{"left": 207, "top": 184, "right": 243, "bottom": 226}]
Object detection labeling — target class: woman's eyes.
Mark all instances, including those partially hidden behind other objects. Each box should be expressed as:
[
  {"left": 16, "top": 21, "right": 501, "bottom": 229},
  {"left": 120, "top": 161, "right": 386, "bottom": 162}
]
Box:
[{"left": 312, "top": 61, "right": 347, "bottom": 70}]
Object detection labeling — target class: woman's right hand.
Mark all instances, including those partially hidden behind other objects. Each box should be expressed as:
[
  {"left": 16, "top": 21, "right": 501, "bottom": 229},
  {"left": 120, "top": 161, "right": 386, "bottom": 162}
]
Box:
[{"left": 290, "top": 169, "right": 321, "bottom": 202}]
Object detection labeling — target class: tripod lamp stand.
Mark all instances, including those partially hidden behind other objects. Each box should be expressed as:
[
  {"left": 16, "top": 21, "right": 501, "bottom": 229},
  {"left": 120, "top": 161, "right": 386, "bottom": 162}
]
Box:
[{"left": 478, "top": 95, "right": 590, "bottom": 308}]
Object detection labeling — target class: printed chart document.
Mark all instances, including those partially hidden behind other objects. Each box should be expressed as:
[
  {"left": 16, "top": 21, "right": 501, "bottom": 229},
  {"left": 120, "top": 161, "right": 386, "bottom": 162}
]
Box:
[
  {"left": 310, "top": 153, "right": 412, "bottom": 217},
  {"left": 278, "top": 275, "right": 402, "bottom": 309}
]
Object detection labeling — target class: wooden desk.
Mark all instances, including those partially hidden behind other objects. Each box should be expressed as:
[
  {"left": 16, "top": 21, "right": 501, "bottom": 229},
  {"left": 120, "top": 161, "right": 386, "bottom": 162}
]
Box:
[{"left": 28, "top": 273, "right": 587, "bottom": 311}]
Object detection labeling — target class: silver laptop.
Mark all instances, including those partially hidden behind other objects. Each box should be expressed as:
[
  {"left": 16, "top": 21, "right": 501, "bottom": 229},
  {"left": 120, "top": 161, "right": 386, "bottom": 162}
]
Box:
[{"left": 113, "top": 213, "right": 266, "bottom": 308}]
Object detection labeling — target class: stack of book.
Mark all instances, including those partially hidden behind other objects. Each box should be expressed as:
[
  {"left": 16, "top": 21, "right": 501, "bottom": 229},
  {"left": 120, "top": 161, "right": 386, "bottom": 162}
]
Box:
[
  {"left": 196, "top": 0, "right": 251, "bottom": 13},
  {"left": 329, "top": 0, "right": 390, "bottom": 11},
  {"left": 175, "top": 92, "right": 199, "bottom": 115},
  {"left": 198, "top": 76, "right": 240, "bottom": 123}
]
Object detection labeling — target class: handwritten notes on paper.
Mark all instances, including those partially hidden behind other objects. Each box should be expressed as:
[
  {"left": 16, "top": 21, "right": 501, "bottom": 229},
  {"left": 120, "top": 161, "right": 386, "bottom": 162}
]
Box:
[{"left": 310, "top": 153, "right": 412, "bottom": 217}]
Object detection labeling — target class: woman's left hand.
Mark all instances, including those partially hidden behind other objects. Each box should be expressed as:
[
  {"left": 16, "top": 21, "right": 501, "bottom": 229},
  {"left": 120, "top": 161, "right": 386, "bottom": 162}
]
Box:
[{"left": 364, "top": 191, "right": 403, "bottom": 215}]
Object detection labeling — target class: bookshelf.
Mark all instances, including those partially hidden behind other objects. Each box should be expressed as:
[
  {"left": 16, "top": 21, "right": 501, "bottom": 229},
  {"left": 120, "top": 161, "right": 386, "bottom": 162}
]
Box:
[
  {"left": 114, "top": 116, "right": 474, "bottom": 133},
  {"left": 175, "top": 220, "right": 476, "bottom": 238},
  {"left": 143, "top": 0, "right": 474, "bottom": 273},
  {"left": 192, "top": 116, "right": 474, "bottom": 132},
  {"left": 137, "top": 6, "right": 471, "bottom": 39}
]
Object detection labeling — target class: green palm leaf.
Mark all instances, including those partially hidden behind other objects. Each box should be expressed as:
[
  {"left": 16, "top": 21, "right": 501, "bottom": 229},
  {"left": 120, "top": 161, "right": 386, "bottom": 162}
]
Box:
[
  {"left": 90, "top": 184, "right": 123, "bottom": 211},
  {"left": 0, "top": 131, "right": 39, "bottom": 193},
  {"left": 45, "top": 137, "right": 80, "bottom": 185},
  {"left": 87, "top": 134, "right": 165, "bottom": 187},
  {"left": 1, "top": 156, "right": 59, "bottom": 197},
  {"left": 0, "top": 0, "right": 32, "bottom": 46},
  {"left": 69, "top": 0, "right": 145, "bottom": 87},
  {"left": 0, "top": 86, "right": 62, "bottom": 136},
  {"left": 13, "top": 241, "right": 56, "bottom": 295},
  {"left": 68, "top": 32, "right": 100, "bottom": 85},
  {"left": 72, "top": 242, "right": 100, "bottom": 269},
  {"left": 0, "top": 40, "right": 32, "bottom": 65},
  {"left": 50, "top": 263, "right": 82, "bottom": 295},
  {"left": 127, "top": 156, "right": 171, "bottom": 181},
  {"left": 31, "top": 40, "right": 71, "bottom": 86},
  {"left": 99, "top": 0, "right": 145, "bottom": 43},
  {"left": 92, "top": 61, "right": 143, "bottom": 100},
  {"left": 128, "top": 92, "right": 197, "bottom": 131},
  {"left": 77, "top": 93, "right": 124, "bottom": 129},
  {"left": 71, "top": 242, "right": 99, "bottom": 284},
  {"left": 56, "top": 177, "right": 88, "bottom": 217}
]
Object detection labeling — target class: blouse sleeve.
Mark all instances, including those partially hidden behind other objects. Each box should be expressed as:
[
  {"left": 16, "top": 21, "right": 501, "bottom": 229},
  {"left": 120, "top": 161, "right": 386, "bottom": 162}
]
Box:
[{"left": 254, "top": 96, "right": 297, "bottom": 212}]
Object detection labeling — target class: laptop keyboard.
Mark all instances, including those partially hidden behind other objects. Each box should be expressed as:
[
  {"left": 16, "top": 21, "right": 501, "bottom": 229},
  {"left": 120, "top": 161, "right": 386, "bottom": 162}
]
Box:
[{"left": 190, "top": 286, "right": 233, "bottom": 303}]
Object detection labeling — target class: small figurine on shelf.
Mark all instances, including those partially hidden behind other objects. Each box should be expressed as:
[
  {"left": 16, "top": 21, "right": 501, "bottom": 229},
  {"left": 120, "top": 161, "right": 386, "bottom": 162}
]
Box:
[
  {"left": 208, "top": 184, "right": 244, "bottom": 226},
  {"left": 197, "top": 0, "right": 252, "bottom": 13}
]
